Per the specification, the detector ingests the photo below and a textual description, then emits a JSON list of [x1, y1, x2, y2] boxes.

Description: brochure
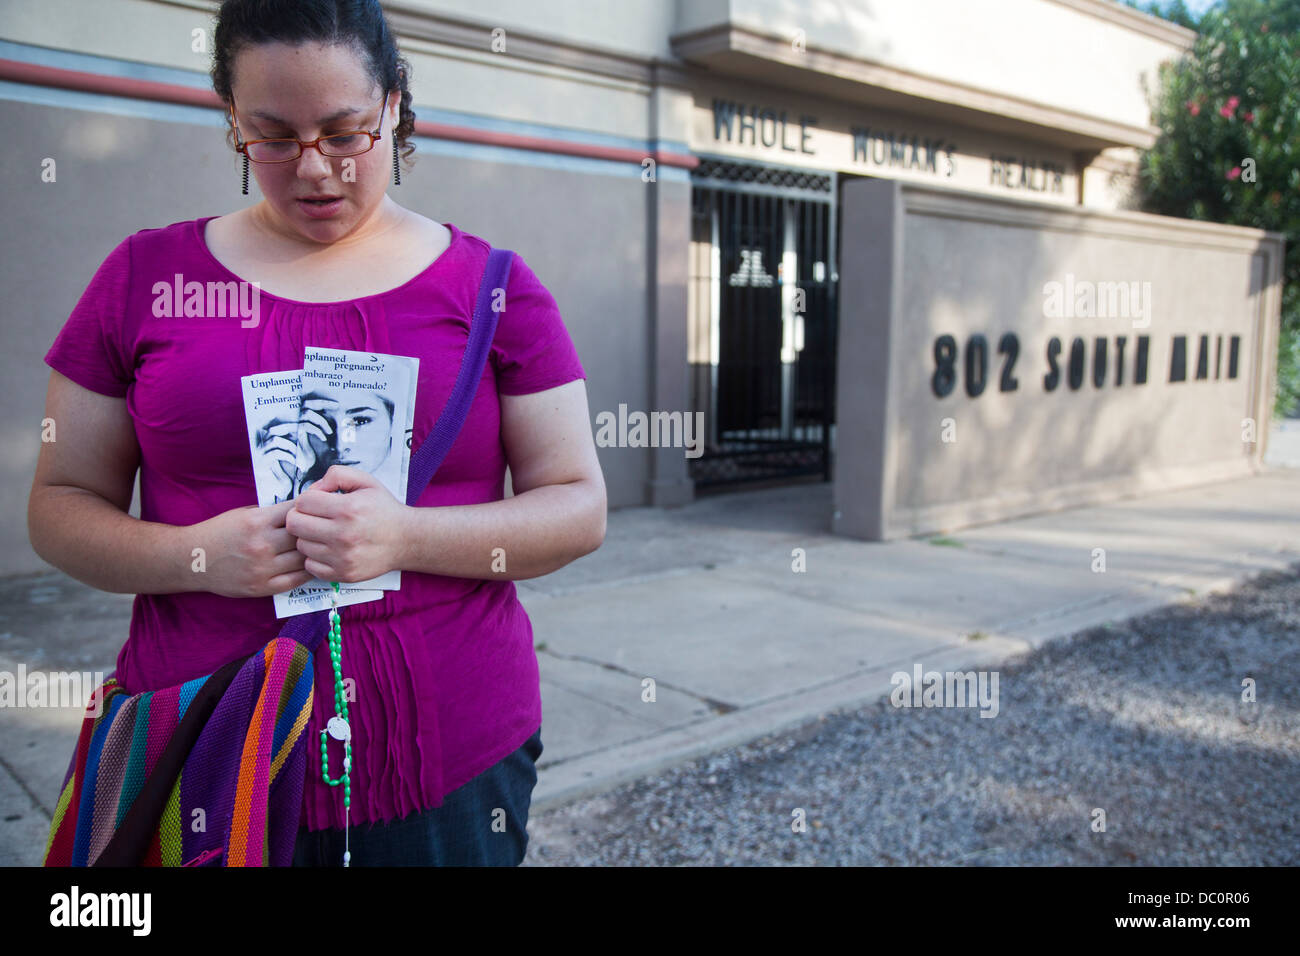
[[240, 346, 418, 618]]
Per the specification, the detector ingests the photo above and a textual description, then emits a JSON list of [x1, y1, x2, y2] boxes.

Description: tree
[[1137, 0, 1300, 418], [1122, 0, 1201, 30]]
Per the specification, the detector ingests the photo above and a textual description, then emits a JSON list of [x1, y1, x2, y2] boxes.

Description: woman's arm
[[28, 370, 185, 594], [401, 378, 607, 580], [288, 379, 606, 583], [28, 371, 314, 597]]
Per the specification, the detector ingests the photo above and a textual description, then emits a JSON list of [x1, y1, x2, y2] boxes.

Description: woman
[[27, 0, 605, 866]]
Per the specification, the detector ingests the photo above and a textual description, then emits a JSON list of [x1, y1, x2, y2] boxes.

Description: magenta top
[[44, 216, 586, 831]]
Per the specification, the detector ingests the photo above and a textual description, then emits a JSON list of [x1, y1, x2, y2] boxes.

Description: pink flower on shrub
[[1243, 111, 1255, 123], [1187, 100, 1201, 115], [1220, 96, 1240, 118], [1226, 166, 1242, 181]]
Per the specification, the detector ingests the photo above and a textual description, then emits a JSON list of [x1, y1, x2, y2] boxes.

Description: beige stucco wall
[[1082, 147, 1143, 211], [399, 0, 681, 60], [0, 0, 660, 145], [7, 0, 1185, 125], [834, 177, 1285, 541], [675, 0, 1192, 134]]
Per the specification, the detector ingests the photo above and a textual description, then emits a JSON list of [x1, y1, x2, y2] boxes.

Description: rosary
[[320, 582, 352, 867]]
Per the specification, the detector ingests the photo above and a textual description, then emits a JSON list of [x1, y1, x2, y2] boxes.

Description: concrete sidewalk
[[1, 429, 1297, 864], [520, 460, 1300, 814]]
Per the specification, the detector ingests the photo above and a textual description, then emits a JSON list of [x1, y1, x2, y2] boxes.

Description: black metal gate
[[687, 157, 838, 486]]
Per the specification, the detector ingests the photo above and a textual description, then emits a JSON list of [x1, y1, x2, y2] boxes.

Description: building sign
[[928, 331, 1242, 399], [988, 154, 1067, 194], [711, 101, 817, 155], [850, 127, 956, 178], [695, 84, 1076, 203]]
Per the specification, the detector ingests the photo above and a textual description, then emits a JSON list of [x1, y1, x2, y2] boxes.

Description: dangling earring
[[392, 141, 401, 186], [241, 152, 249, 195]]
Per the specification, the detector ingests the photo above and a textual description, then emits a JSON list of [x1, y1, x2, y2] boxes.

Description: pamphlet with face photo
[[240, 352, 416, 618], [241, 368, 384, 617], [296, 346, 419, 593]]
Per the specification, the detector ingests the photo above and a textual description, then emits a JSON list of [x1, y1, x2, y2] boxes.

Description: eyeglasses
[[230, 91, 390, 164]]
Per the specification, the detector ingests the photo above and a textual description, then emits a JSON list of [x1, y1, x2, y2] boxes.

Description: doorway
[[687, 157, 839, 487]]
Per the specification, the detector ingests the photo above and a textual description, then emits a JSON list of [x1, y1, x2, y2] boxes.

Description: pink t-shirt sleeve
[[45, 236, 135, 398], [490, 251, 586, 395]]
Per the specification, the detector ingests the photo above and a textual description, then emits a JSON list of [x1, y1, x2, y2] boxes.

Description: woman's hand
[[252, 419, 300, 503], [192, 499, 315, 598], [286, 465, 410, 583], [295, 399, 334, 479]]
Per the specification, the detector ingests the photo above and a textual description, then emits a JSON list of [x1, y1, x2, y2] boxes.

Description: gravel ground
[[522, 562, 1300, 866]]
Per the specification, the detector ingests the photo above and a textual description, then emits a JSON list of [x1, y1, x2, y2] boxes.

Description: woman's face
[[300, 388, 394, 475], [228, 41, 398, 244], [333, 391, 394, 473]]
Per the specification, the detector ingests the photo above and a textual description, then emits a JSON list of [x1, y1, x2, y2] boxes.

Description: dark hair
[[210, 0, 415, 166]]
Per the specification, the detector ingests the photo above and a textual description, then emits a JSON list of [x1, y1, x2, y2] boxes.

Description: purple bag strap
[[277, 246, 515, 652], [404, 246, 514, 504]]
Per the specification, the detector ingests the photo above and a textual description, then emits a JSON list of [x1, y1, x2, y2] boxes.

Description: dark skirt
[[291, 727, 543, 867]]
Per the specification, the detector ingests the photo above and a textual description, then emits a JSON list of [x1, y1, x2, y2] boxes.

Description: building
[[0, 0, 1284, 574]]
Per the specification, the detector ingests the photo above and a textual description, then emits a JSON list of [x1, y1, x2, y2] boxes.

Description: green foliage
[[1121, 0, 1203, 30], [1137, 0, 1300, 418]]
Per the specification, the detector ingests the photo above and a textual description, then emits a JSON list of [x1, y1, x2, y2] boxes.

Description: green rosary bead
[[319, 582, 353, 797]]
